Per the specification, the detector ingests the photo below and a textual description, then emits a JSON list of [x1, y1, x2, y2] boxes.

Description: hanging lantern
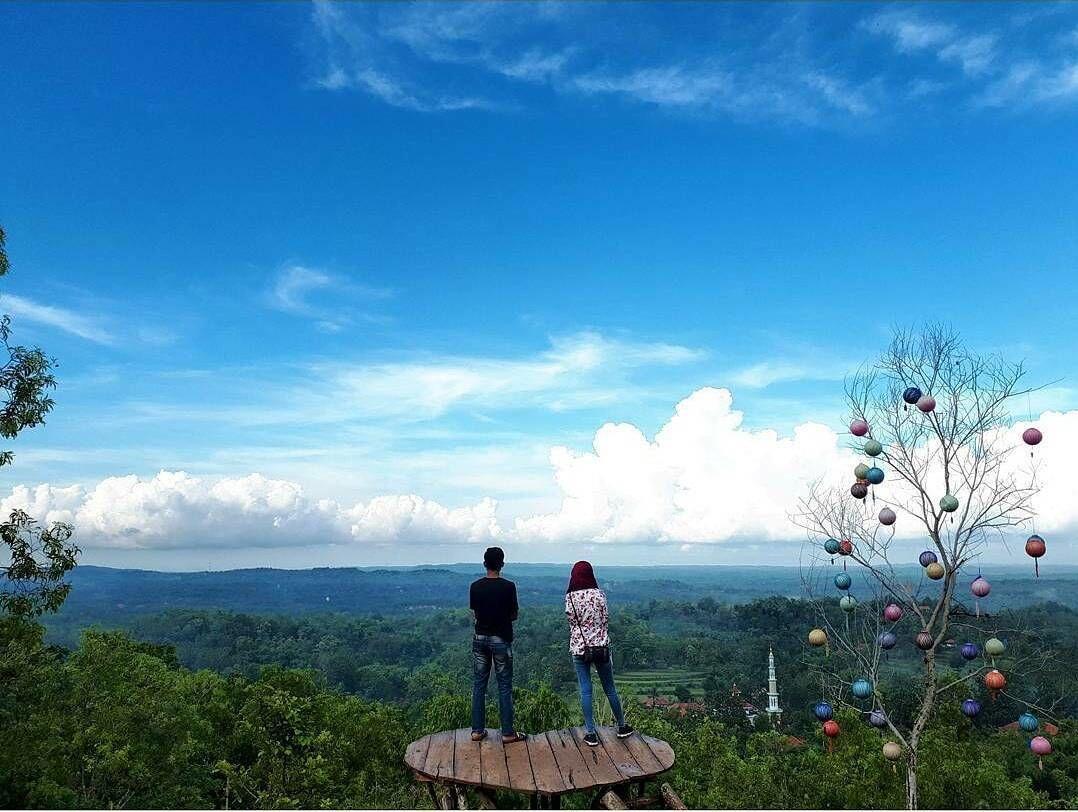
[[916, 394, 936, 413], [866, 466, 885, 485], [869, 709, 888, 728], [1023, 427, 1043, 447], [960, 642, 980, 661], [971, 576, 991, 617], [813, 701, 833, 722], [1025, 534, 1046, 577], [839, 539, 854, 556], [940, 494, 959, 513], [903, 387, 923, 409], [985, 637, 1005, 658], [850, 419, 869, 437], [822, 720, 840, 753], [854, 463, 870, 480], [1030, 736, 1052, 770], [883, 741, 903, 769], [865, 439, 883, 457], [915, 631, 934, 650], [925, 562, 945, 581], [919, 550, 938, 568], [961, 698, 982, 718], [809, 628, 828, 650], [883, 603, 903, 622], [877, 631, 897, 650], [840, 595, 858, 613], [879, 507, 896, 526], [824, 537, 841, 563], [834, 572, 852, 591], [1019, 712, 1039, 733], [851, 482, 868, 500], [984, 669, 1006, 700], [851, 678, 873, 699]]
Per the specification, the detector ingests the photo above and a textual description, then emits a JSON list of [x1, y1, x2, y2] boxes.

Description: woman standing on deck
[[566, 561, 633, 746]]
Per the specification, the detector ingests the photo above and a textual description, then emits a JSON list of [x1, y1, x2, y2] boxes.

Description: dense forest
[[4, 569, 1078, 809]]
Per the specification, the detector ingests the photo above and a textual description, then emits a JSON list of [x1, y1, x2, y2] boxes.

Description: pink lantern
[[1023, 427, 1043, 446], [1030, 735, 1052, 770], [884, 603, 903, 622], [971, 575, 991, 617], [916, 394, 936, 413], [850, 419, 869, 437]]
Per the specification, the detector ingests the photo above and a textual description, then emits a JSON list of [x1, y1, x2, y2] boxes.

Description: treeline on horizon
[[4, 591, 1075, 808]]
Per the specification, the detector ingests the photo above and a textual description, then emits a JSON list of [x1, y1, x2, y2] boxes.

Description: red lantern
[[823, 719, 840, 753], [984, 669, 1006, 700], [1025, 534, 1046, 577], [1023, 427, 1043, 446], [839, 539, 854, 556]]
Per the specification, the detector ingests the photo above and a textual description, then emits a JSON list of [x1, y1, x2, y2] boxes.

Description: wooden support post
[[660, 783, 687, 810], [426, 784, 441, 810], [451, 784, 468, 810], [473, 789, 497, 810], [600, 790, 628, 810]]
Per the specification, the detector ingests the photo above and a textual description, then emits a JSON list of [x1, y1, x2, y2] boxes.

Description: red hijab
[[567, 560, 599, 593]]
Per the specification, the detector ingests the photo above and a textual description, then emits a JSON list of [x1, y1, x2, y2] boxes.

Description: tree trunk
[[905, 747, 918, 810]]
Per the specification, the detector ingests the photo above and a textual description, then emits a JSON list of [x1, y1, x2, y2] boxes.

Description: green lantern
[[864, 439, 883, 457], [840, 595, 858, 613], [940, 494, 959, 513], [985, 637, 1005, 657], [854, 463, 870, 480]]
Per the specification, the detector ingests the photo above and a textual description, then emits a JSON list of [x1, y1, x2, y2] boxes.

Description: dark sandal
[[502, 732, 527, 744], [471, 730, 487, 742]]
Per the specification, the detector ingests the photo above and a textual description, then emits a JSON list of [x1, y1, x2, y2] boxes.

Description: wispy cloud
[[267, 265, 393, 332], [1, 293, 114, 344], [726, 359, 851, 390]]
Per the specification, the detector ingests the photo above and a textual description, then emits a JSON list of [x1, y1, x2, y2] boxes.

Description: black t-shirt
[[470, 576, 518, 643]]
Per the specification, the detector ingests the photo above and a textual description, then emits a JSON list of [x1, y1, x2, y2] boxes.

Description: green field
[[615, 668, 707, 699]]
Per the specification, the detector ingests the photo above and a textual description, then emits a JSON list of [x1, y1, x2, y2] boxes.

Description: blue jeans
[[472, 635, 515, 735], [573, 655, 625, 734]]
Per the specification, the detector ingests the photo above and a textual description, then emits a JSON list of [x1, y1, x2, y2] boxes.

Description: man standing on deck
[[469, 546, 526, 743]]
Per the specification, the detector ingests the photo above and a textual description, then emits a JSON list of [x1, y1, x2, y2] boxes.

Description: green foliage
[[1, 510, 80, 618]]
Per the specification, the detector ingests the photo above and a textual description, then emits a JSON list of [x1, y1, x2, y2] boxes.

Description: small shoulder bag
[[568, 591, 610, 665]]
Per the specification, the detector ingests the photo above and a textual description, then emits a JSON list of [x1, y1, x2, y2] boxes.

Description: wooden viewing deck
[[405, 726, 680, 809]]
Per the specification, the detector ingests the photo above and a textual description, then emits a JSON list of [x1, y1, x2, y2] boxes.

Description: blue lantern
[[866, 466, 885, 485], [824, 538, 841, 555], [877, 631, 897, 650], [960, 642, 979, 661], [919, 550, 938, 568], [814, 701, 833, 722], [869, 709, 888, 728], [834, 572, 852, 590], [961, 698, 982, 718], [903, 387, 923, 405], [851, 679, 873, 699], [1019, 712, 1039, 732]]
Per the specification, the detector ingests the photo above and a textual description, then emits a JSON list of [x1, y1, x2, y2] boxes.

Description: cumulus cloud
[[6, 390, 1077, 553]]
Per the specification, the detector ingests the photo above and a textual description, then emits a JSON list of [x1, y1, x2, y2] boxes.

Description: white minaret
[[766, 645, 782, 721]]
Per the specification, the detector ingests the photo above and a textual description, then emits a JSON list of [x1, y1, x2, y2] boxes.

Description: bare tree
[[796, 325, 1051, 810]]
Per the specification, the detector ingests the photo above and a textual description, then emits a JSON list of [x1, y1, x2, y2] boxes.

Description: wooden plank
[[405, 733, 432, 773], [479, 729, 511, 790], [527, 732, 568, 795], [570, 727, 622, 786], [454, 727, 483, 786], [640, 735, 675, 771], [503, 732, 537, 793], [423, 730, 456, 781], [546, 727, 596, 791], [596, 727, 645, 780], [617, 731, 664, 775]]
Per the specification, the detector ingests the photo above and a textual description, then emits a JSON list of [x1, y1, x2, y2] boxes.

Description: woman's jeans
[[472, 635, 514, 735], [573, 655, 626, 733]]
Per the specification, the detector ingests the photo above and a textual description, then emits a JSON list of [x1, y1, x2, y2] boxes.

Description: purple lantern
[[971, 576, 991, 597], [961, 698, 982, 718], [869, 709, 888, 728], [878, 507, 896, 526], [1023, 427, 1043, 446], [919, 550, 938, 568], [960, 642, 980, 661], [850, 419, 869, 437], [851, 482, 868, 500]]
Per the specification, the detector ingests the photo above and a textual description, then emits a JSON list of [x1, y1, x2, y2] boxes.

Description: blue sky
[[2, 2, 1078, 568]]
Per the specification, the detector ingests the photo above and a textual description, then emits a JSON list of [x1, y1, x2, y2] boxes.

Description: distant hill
[[50, 563, 1078, 631]]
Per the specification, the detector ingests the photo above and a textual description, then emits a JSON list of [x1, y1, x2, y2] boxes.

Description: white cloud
[[864, 11, 955, 53], [977, 60, 1078, 107], [267, 265, 392, 332], [1, 294, 114, 344], [8, 391, 1077, 554]]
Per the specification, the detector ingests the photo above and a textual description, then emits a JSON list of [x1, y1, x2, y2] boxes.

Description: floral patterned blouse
[[565, 587, 610, 656]]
